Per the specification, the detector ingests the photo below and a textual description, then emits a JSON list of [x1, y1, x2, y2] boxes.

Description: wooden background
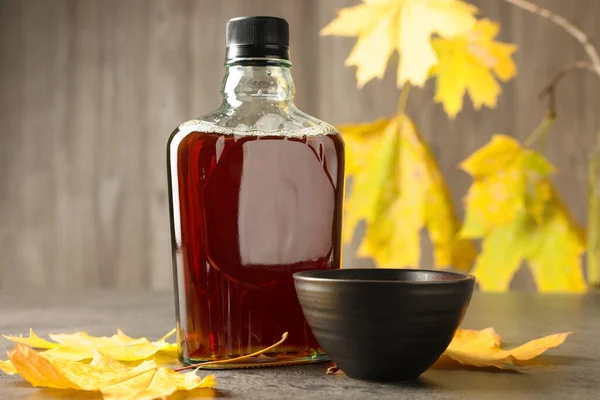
[[0, 0, 598, 290]]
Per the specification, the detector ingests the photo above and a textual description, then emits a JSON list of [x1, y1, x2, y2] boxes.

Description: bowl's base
[[345, 373, 423, 382], [341, 364, 429, 382], [180, 353, 330, 370]]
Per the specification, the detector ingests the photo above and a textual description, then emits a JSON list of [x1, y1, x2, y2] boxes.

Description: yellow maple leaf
[[100, 365, 215, 400], [460, 135, 554, 236], [526, 193, 587, 292], [321, 0, 477, 87], [435, 327, 572, 368], [0, 359, 17, 375], [7, 343, 215, 399], [49, 330, 148, 348], [2, 329, 59, 349], [341, 115, 476, 269], [9, 344, 154, 390], [48, 330, 172, 361], [461, 135, 586, 292], [3, 329, 177, 363], [432, 19, 517, 117]]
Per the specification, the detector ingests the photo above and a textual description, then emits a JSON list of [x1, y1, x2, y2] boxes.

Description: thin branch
[[397, 82, 412, 117], [503, 0, 600, 130], [502, 0, 600, 76], [503, 0, 600, 287], [538, 60, 597, 115]]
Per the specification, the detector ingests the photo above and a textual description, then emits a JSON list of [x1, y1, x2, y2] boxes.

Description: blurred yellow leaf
[[3, 329, 58, 349], [461, 135, 586, 292], [460, 135, 553, 236], [341, 115, 476, 269], [436, 327, 572, 368], [432, 19, 517, 117], [0, 359, 16, 375], [526, 193, 587, 292], [7, 344, 214, 399], [321, 0, 476, 87]]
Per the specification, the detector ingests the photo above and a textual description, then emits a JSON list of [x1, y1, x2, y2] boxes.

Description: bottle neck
[[221, 60, 295, 108]]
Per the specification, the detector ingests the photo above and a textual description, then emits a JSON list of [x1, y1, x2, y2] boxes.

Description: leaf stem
[[174, 332, 289, 372], [159, 328, 176, 342], [524, 115, 556, 148], [397, 82, 412, 117]]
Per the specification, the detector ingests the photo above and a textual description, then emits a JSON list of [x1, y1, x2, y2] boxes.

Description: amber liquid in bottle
[[168, 123, 344, 365], [168, 15, 344, 367]]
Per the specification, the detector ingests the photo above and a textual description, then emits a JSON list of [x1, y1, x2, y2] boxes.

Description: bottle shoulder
[[171, 104, 340, 140]]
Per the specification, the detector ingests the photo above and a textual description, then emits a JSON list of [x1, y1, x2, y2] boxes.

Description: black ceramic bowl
[[293, 268, 475, 381]]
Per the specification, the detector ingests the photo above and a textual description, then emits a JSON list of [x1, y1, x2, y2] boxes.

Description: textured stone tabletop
[[1, 291, 599, 399]]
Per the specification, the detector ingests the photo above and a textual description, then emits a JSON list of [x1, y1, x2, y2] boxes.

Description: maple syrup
[[167, 17, 345, 366], [168, 125, 343, 364]]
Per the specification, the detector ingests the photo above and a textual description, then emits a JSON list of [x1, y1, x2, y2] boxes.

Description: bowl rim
[[293, 268, 476, 285]]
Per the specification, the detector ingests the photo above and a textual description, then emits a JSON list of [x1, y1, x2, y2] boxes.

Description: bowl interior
[[294, 268, 474, 284]]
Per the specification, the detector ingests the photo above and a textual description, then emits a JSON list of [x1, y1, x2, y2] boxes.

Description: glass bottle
[[167, 16, 345, 367]]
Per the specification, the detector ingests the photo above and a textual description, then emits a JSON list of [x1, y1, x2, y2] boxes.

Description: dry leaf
[[3, 329, 59, 349], [3, 329, 177, 362], [0, 327, 183, 397], [2, 328, 293, 398], [321, 0, 476, 87], [341, 115, 475, 269], [0, 359, 17, 375], [8, 344, 152, 390], [7, 344, 214, 399], [436, 327, 573, 368], [432, 19, 517, 117], [100, 365, 215, 400], [460, 135, 586, 292]]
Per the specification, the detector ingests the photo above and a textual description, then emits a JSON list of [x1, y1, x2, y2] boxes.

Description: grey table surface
[[0, 291, 599, 399]]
